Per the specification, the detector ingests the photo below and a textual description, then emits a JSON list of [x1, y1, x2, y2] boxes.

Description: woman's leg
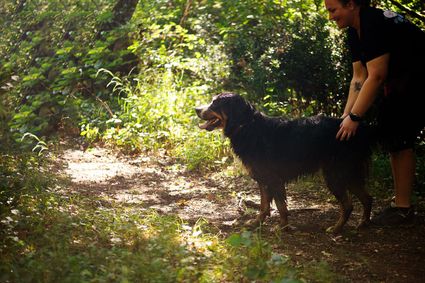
[[390, 148, 415, 208], [371, 148, 416, 225]]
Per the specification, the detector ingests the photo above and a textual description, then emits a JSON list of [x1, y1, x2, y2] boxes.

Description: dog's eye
[[210, 97, 221, 105], [211, 99, 225, 109]]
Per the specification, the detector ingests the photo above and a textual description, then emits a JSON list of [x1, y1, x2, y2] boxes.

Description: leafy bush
[[74, 8, 233, 168], [0, 0, 134, 141]]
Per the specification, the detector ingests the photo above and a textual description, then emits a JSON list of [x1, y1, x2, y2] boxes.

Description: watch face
[[349, 113, 361, 122]]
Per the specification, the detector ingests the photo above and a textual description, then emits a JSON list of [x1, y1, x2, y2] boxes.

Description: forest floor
[[56, 143, 425, 283]]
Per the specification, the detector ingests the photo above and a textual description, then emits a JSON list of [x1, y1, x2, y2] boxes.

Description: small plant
[[172, 131, 232, 171], [20, 132, 48, 156], [224, 231, 301, 282]]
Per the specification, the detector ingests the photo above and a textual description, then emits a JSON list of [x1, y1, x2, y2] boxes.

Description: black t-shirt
[[347, 7, 425, 80]]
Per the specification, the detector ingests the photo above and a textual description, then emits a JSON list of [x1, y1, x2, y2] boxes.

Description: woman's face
[[324, 0, 357, 29]]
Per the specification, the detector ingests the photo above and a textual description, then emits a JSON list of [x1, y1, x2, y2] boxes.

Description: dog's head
[[195, 93, 256, 136]]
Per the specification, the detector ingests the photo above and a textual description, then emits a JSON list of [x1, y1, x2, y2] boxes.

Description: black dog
[[196, 93, 374, 233]]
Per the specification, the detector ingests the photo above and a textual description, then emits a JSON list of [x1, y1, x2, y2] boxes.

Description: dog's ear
[[224, 97, 256, 136]]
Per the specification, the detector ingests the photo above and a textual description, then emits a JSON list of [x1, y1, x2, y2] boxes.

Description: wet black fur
[[196, 93, 374, 233]]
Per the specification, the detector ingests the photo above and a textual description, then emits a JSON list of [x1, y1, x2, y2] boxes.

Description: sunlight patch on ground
[[62, 148, 141, 183], [61, 146, 334, 228], [61, 147, 240, 224]]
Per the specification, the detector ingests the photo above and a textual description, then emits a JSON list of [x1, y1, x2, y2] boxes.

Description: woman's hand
[[340, 113, 349, 119], [336, 115, 359, 141]]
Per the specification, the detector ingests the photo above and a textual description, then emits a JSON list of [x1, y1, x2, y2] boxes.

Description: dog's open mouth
[[195, 104, 224, 131], [199, 117, 221, 131]]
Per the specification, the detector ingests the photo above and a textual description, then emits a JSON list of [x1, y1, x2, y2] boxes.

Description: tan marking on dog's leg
[[258, 186, 272, 221], [274, 197, 288, 227], [247, 185, 271, 228], [350, 188, 373, 229], [328, 193, 353, 234]]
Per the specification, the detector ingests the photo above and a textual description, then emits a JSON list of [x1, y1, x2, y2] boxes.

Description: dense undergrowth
[[1, 0, 424, 281]]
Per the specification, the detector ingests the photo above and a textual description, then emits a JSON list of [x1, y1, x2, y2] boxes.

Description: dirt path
[[59, 145, 425, 282]]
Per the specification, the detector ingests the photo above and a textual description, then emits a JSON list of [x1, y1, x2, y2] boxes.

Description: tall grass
[[80, 33, 233, 170]]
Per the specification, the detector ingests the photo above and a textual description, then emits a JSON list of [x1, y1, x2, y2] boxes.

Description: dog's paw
[[326, 225, 342, 235], [244, 218, 261, 229], [281, 224, 296, 232], [356, 220, 371, 230], [270, 224, 295, 233]]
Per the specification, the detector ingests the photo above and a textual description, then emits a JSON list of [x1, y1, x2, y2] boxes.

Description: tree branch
[[387, 0, 425, 23], [179, 0, 193, 27]]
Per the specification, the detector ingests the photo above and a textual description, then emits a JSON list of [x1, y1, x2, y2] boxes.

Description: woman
[[324, 0, 425, 225]]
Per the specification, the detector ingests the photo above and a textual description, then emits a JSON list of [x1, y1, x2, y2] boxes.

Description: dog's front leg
[[258, 185, 273, 222], [247, 185, 272, 228]]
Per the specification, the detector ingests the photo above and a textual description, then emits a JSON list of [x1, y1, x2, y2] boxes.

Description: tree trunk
[[15, 0, 27, 14], [98, 0, 139, 36]]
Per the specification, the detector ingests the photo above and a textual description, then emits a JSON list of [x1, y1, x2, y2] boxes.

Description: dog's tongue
[[199, 121, 211, 129], [198, 118, 219, 130]]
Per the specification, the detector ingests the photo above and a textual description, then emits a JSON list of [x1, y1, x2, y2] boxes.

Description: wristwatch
[[349, 112, 362, 122]]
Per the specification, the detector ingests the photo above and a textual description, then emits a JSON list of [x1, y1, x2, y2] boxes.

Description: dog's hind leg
[[323, 169, 357, 234], [329, 191, 353, 234], [349, 185, 373, 229], [324, 172, 353, 234], [274, 195, 289, 228], [346, 162, 372, 229]]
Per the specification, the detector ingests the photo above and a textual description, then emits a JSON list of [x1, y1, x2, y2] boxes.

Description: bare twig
[[179, 0, 193, 27]]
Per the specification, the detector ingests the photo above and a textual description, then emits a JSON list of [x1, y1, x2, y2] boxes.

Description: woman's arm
[[337, 53, 389, 141], [350, 53, 389, 116], [342, 61, 368, 118]]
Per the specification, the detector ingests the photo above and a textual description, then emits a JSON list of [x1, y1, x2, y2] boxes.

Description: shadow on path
[[59, 146, 425, 283]]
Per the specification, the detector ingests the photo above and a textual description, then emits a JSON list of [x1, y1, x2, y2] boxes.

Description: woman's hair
[[339, 0, 371, 7]]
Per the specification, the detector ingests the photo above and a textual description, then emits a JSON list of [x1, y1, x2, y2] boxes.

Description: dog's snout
[[196, 105, 210, 117], [195, 106, 203, 116]]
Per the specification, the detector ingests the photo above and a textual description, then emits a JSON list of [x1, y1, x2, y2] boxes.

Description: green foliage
[[376, 0, 425, 29], [77, 6, 231, 169], [370, 148, 425, 197], [225, 231, 301, 282], [0, 0, 131, 141], [172, 131, 232, 171], [21, 132, 48, 155], [209, 0, 351, 116], [300, 260, 341, 282], [88, 61, 231, 168]]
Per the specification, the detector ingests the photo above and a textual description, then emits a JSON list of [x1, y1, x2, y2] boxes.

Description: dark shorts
[[377, 76, 425, 153]]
